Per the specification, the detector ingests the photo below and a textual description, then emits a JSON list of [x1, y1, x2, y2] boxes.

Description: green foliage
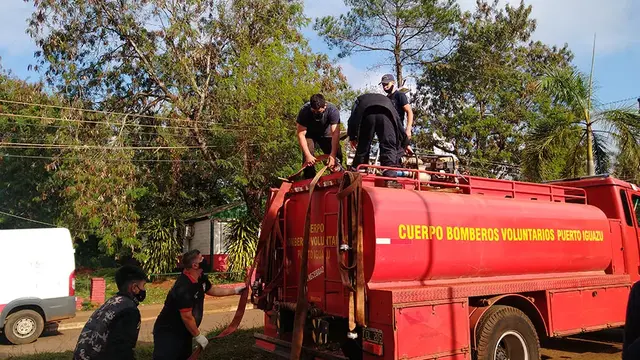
[[314, 0, 460, 84], [413, 0, 574, 179], [135, 218, 183, 274], [526, 66, 640, 180], [0, 71, 63, 228], [17, 0, 351, 257], [224, 215, 259, 281]]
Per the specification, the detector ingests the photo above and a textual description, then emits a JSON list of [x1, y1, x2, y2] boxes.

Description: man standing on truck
[[347, 92, 410, 177], [73, 265, 148, 360], [380, 74, 414, 141], [296, 93, 343, 179], [152, 250, 246, 360]]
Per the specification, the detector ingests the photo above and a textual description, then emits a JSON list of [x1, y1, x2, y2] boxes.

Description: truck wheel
[[475, 305, 540, 360], [4, 309, 45, 345]]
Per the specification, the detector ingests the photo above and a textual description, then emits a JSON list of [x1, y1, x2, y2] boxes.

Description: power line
[[0, 99, 266, 128], [1, 134, 215, 147], [0, 122, 228, 140], [600, 96, 640, 107], [0, 112, 253, 132], [0, 154, 212, 163], [0, 142, 211, 150], [0, 209, 57, 227]]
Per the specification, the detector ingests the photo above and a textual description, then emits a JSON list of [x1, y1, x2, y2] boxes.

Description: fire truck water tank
[[363, 187, 613, 283]]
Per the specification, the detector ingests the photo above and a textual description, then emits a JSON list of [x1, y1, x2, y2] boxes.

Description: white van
[[0, 228, 76, 344]]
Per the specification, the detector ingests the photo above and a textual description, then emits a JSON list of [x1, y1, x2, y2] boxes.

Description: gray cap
[[380, 74, 395, 84]]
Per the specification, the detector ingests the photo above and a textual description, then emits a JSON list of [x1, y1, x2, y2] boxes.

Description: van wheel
[[475, 305, 540, 360], [4, 310, 44, 345]]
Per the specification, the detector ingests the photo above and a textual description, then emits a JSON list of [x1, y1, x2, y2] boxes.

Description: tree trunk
[[394, 8, 403, 87], [243, 188, 264, 222], [586, 125, 595, 176], [395, 55, 403, 88]]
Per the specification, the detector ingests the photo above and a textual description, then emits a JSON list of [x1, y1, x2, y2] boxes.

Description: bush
[[224, 215, 259, 282], [135, 218, 183, 274]]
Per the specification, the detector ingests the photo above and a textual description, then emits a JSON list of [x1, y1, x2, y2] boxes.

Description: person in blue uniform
[[347, 92, 410, 177], [73, 265, 148, 360], [296, 93, 343, 178]]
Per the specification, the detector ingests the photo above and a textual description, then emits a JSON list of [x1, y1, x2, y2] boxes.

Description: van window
[[621, 190, 633, 226], [633, 195, 640, 226]]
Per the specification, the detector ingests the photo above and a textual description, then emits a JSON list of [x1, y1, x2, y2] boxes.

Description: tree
[[314, 0, 460, 85], [0, 69, 63, 228], [413, 0, 573, 179], [525, 66, 640, 180], [25, 0, 352, 255]]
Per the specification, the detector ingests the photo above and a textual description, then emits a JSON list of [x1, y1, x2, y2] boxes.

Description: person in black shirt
[[623, 281, 640, 359], [73, 265, 148, 360], [380, 74, 414, 142], [296, 93, 343, 179], [347, 93, 410, 178], [152, 250, 246, 360]]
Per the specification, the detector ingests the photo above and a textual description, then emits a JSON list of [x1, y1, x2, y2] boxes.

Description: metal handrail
[[355, 164, 588, 203]]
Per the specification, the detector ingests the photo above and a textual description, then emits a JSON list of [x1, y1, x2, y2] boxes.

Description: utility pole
[[586, 33, 596, 176]]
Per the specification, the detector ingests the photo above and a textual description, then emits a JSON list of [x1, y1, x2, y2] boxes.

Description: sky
[[0, 0, 639, 109]]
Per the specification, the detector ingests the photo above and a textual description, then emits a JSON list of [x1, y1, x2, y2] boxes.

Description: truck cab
[[550, 174, 640, 282]]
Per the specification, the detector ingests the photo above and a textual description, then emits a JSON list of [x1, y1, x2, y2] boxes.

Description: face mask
[[383, 85, 394, 94], [135, 289, 146, 302]]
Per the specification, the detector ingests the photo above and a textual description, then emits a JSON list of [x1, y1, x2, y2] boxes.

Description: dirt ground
[[540, 329, 623, 360]]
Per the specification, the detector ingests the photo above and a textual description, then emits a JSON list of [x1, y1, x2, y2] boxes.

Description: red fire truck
[[250, 162, 639, 360]]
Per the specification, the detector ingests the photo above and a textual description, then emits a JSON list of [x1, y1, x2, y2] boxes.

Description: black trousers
[[302, 137, 344, 179], [351, 113, 403, 175], [152, 331, 192, 360]]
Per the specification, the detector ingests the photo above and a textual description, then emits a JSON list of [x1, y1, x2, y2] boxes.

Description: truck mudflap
[[254, 333, 349, 360]]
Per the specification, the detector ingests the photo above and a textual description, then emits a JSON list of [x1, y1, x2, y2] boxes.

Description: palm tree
[[523, 66, 640, 181]]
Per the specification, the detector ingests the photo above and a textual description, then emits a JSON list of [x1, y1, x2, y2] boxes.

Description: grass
[[75, 268, 167, 310], [75, 268, 245, 311], [6, 328, 278, 360]]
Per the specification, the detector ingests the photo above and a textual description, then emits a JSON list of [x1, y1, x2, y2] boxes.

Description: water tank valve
[[340, 244, 351, 251]]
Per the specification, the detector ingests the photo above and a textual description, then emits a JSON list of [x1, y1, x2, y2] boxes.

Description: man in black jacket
[[623, 281, 640, 359], [347, 93, 410, 176], [73, 265, 148, 360]]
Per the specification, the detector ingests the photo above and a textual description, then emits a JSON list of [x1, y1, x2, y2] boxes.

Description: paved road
[[0, 297, 262, 359]]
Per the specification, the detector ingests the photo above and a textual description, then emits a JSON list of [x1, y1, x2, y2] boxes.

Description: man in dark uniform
[[152, 250, 246, 360], [347, 93, 410, 177], [296, 93, 343, 179], [73, 265, 148, 360], [380, 74, 414, 141], [623, 281, 640, 359]]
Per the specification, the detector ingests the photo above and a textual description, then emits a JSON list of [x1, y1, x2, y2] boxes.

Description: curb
[[54, 304, 256, 331]]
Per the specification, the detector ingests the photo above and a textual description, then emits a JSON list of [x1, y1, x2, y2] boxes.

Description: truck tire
[[475, 305, 540, 360], [3, 309, 45, 345]]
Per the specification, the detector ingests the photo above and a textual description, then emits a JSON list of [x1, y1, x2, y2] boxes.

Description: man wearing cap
[[73, 265, 148, 360], [296, 93, 343, 179], [152, 250, 246, 360], [380, 74, 414, 142]]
